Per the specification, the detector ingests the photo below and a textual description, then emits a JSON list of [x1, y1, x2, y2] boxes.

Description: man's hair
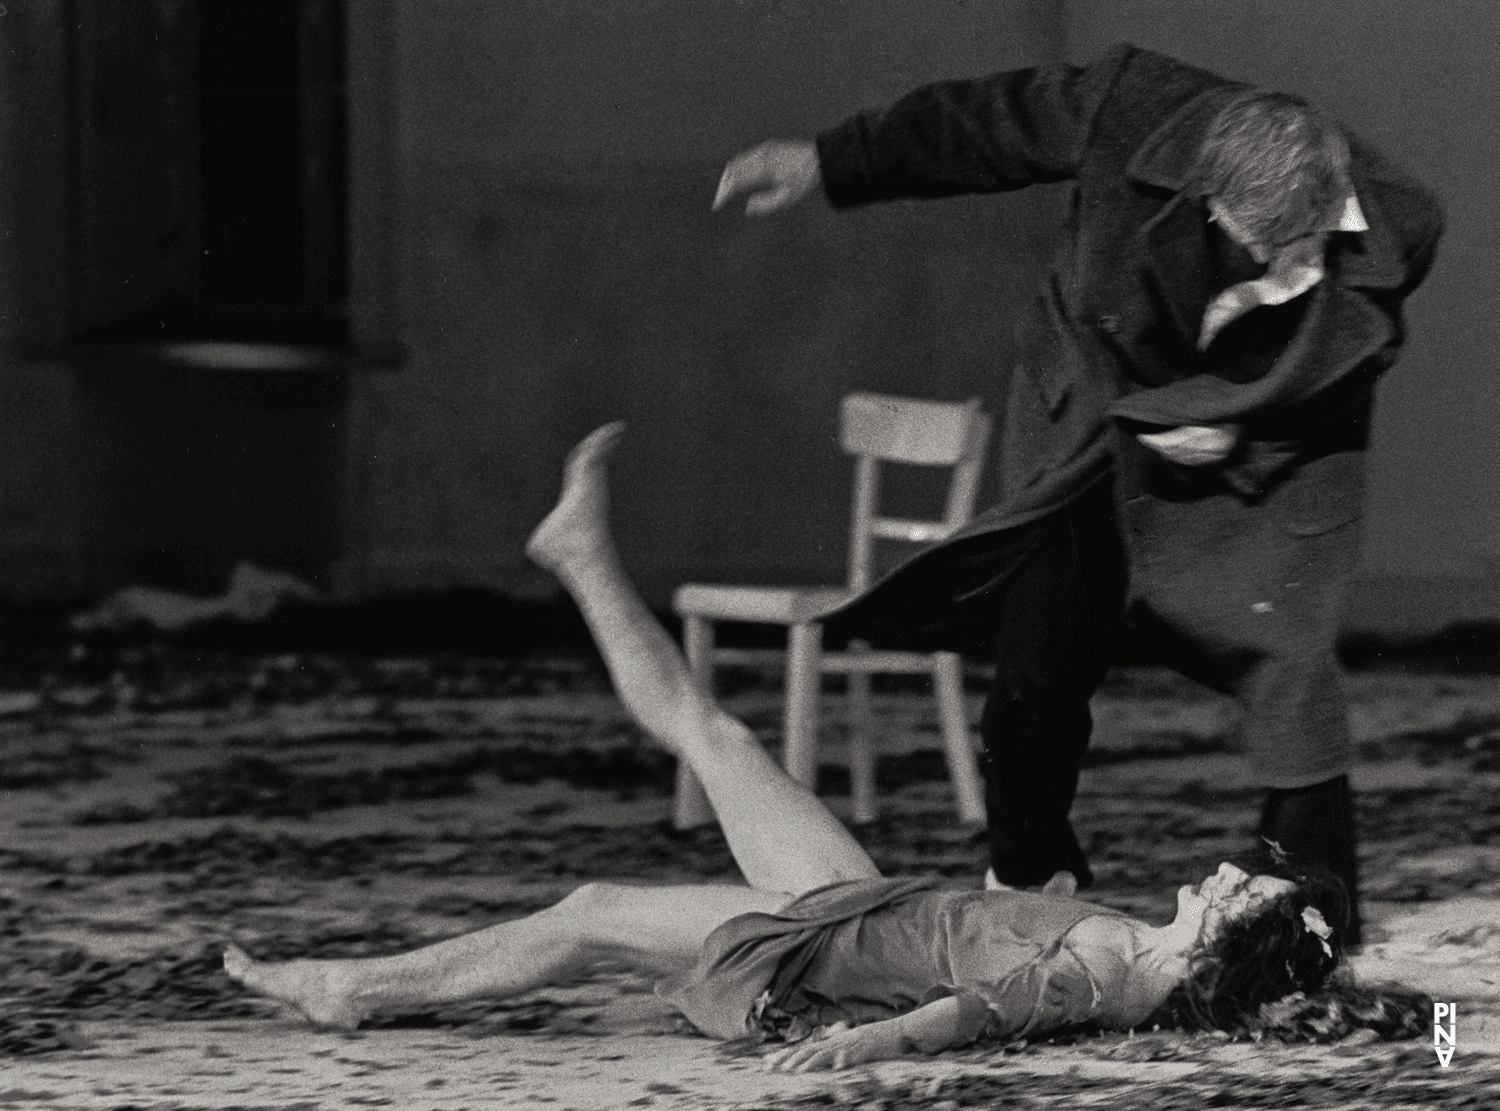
[[1190, 89, 1353, 249]]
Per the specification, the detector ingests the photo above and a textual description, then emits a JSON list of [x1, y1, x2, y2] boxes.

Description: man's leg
[[981, 486, 1126, 888], [1133, 598, 1363, 937], [1260, 773, 1360, 942], [226, 881, 789, 1028], [1128, 481, 1363, 943], [1236, 644, 1362, 943], [525, 423, 880, 896]]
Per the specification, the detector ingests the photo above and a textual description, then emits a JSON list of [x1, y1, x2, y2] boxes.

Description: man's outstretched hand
[[713, 139, 822, 215]]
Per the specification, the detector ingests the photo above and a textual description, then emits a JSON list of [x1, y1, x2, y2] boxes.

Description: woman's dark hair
[[1189, 88, 1353, 250], [1154, 860, 1430, 1042]]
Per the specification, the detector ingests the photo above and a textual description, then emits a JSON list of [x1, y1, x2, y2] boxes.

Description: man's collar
[[1333, 195, 1368, 232]]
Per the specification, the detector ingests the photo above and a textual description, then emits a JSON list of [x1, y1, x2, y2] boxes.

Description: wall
[[0, 0, 1063, 604], [3, 1, 1495, 624], [347, 0, 1066, 604], [0, 1, 82, 598], [357, 0, 1500, 607], [1062, 0, 1500, 586]]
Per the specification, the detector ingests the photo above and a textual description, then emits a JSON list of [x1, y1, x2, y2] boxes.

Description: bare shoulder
[[1062, 911, 1136, 953], [1057, 911, 1138, 992], [1063, 911, 1176, 1026]]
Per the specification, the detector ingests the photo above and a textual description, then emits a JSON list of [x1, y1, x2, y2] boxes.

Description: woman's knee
[[552, 882, 702, 969], [549, 882, 636, 959], [704, 709, 759, 751], [557, 880, 628, 918], [636, 681, 720, 750], [556, 881, 675, 934]]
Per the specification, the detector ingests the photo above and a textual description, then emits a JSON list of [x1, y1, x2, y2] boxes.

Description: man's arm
[[815, 54, 1126, 207], [714, 47, 1134, 216]]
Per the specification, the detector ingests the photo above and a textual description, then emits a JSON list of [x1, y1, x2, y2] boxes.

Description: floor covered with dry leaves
[[3, 647, 1500, 1109]]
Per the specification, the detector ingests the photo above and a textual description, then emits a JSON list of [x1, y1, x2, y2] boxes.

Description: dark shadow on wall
[[68, 353, 348, 596], [4, 588, 1500, 697]]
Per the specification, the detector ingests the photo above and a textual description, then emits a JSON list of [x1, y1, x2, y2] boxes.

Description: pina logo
[[1433, 1002, 1456, 1067]]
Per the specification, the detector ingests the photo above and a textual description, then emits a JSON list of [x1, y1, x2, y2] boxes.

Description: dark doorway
[[71, 358, 348, 595], [63, 1, 353, 595], [72, 0, 348, 347]]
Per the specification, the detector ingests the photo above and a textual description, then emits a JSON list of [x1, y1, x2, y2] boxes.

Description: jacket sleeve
[[815, 48, 1131, 207]]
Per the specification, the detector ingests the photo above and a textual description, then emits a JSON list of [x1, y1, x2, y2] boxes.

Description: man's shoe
[[1260, 774, 1362, 946]]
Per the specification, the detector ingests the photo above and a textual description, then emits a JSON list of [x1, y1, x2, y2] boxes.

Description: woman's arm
[[763, 994, 990, 1073]]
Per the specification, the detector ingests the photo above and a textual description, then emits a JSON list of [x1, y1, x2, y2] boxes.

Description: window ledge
[[68, 341, 353, 372]]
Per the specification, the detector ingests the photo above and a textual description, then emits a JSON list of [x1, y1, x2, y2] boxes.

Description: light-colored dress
[[656, 877, 1127, 1043]]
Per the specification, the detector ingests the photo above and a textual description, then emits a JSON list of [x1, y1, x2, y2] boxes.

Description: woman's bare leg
[[225, 881, 788, 1029], [526, 423, 880, 895]]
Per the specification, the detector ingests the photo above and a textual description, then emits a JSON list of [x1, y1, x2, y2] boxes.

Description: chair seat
[[674, 583, 851, 625]]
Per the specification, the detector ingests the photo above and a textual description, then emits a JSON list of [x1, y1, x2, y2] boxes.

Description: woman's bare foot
[[525, 422, 626, 575], [224, 944, 370, 1030]]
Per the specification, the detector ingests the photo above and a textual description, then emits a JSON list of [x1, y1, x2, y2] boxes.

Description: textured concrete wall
[[346, 0, 1065, 603], [3, 1, 1495, 626], [0, 1, 84, 597]]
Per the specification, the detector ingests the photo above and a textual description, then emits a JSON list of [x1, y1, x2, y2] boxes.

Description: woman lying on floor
[[225, 423, 1425, 1070]]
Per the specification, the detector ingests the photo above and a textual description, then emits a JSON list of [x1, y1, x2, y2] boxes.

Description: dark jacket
[[815, 44, 1444, 539]]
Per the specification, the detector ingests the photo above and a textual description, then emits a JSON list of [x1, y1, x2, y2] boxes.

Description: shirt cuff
[[815, 120, 875, 208]]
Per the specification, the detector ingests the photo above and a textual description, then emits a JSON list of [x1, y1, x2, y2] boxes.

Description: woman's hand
[[763, 1021, 897, 1073], [761, 996, 982, 1072], [712, 140, 822, 216], [1136, 424, 1239, 466]]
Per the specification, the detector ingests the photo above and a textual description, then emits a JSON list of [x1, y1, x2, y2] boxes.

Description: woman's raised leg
[[526, 423, 880, 895], [225, 881, 787, 1028]]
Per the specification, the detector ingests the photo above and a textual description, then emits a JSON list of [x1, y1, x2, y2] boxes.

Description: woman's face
[[1170, 862, 1295, 948]]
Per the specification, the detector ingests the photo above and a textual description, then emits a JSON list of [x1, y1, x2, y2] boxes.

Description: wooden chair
[[672, 392, 992, 828]]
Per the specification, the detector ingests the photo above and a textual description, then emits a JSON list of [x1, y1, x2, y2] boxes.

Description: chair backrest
[[838, 392, 992, 592]]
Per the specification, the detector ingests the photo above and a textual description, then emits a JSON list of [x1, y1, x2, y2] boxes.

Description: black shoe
[[1260, 774, 1361, 946], [987, 820, 1094, 890]]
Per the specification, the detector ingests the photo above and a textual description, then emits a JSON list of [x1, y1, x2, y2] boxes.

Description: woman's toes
[[224, 944, 255, 985], [525, 422, 625, 569], [563, 421, 626, 477]]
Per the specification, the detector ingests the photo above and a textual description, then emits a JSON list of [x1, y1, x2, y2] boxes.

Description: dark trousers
[[981, 483, 1125, 888], [827, 477, 1363, 940], [975, 487, 1362, 938]]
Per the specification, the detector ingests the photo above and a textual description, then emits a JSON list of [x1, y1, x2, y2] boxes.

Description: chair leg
[[783, 622, 823, 789], [672, 613, 716, 829], [934, 651, 985, 826], [847, 648, 876, 825]]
